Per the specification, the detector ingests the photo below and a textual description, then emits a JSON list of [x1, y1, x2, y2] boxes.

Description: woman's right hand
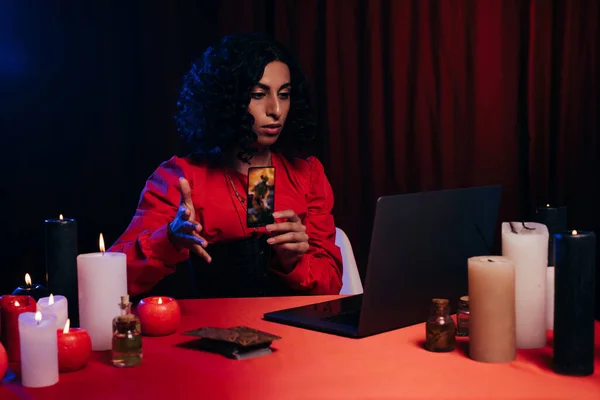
[[168, 177, 212, 263]]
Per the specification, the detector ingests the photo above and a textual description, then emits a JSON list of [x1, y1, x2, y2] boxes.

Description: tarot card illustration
[[247, 166, 275, 228]]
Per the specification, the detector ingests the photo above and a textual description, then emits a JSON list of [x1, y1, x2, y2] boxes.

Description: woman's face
[[248, 61, 291, 147]]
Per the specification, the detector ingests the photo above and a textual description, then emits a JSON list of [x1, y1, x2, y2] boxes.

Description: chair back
[[335, 227, 363, 295]]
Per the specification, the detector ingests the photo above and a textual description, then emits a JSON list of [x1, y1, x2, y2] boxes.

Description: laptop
[[263, 185, 502, 338]]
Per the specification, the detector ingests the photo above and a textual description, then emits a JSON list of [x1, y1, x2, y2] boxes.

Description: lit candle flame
[[99, 233, 105, 253], [35, 311, 42, 324], [158, 297, 163, 305], [14, 300, 20, 307], [25, 273, 32, 286], [63, 319, 70, 334], [546, 204, 550, 207], [49, 293, 54, 305], [572, 230, 578, 235], [59, 214, 63, 220]]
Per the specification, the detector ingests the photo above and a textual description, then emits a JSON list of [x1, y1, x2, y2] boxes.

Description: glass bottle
[[456, 295, 470, 337], [425, 298, 456, 352], [111, 295, 142, 367]]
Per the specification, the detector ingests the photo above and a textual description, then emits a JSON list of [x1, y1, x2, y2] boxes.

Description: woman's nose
[[266, 97, 281, 119]]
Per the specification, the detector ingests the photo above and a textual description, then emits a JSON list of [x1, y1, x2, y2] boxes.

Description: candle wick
[[521, 221, 535, 230], [509, 222, 518, 234], [487, 259, 494, 262]]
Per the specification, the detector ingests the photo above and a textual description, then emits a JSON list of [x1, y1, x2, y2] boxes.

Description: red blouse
[[109, 152, 343, 296]]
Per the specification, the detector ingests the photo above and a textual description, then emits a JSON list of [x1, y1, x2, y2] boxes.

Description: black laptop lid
[[357, 185, 501, 336]]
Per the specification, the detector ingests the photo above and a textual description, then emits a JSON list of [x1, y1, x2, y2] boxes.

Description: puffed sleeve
[[109, 157, 190, 296], [272, 157, 343, 294]]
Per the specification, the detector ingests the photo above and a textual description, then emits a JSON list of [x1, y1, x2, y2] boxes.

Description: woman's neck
[[231, 147, 272, 175]]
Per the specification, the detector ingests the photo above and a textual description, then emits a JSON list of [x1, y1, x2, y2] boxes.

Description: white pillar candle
[[546, 266, 555, 330], [501, 222, 548, 349], [468, 256, 516, 363], [18, 311, 59, 388], [37, 294, 68, 330], [77, 234, 128, 351]]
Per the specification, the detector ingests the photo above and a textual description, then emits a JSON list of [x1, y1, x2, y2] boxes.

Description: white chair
[[335, 227, 364, 295]]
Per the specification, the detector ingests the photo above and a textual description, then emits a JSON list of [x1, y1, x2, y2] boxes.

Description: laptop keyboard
[[324, 310, 361, 326]]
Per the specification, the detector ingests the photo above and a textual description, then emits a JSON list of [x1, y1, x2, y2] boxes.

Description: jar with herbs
[[425, 298, 456, 352]]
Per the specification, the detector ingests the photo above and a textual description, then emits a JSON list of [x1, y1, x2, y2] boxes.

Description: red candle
[[57, 319, 92, 372], [137, 296, 181, 336], [0, 342, 8, 380], [0, 295, 36, 362]]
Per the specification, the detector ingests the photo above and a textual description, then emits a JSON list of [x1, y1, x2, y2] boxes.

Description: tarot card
[[247, 166, 275, 228]]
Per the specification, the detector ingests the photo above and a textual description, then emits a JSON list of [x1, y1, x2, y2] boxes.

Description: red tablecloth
[[1, 296, 599, 399]]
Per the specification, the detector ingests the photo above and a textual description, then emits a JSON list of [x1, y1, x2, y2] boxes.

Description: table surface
[[1, 295, 599, 400]]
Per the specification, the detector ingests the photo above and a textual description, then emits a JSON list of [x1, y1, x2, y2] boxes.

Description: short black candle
[[534, 205, 567, 266], [553, 230, 595, 376], [11, 274, 50, 302], [45, 215, 79, 326]]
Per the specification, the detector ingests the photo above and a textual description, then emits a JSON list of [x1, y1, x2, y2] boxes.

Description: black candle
[[45, 215, 79, 326], [534, 205, 567, 266], [553, 230, 595, 376], [11, 273, 50, 301]]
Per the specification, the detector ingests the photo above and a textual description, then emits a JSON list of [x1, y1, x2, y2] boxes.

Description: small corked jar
[[425, 298, 456, 352]]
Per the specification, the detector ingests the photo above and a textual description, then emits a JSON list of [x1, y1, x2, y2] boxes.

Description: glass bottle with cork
[[111, 295, 142, 367], [425, 298, 456, 352]]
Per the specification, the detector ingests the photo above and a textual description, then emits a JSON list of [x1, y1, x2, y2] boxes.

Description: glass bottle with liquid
[[111, 295, 142, 367], [425, 298, 456, 352], [456, 295, 470, 337]]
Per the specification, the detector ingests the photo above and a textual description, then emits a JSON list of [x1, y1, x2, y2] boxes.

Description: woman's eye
[[251, 92, 266, 99], [278, 92, 290, 99]]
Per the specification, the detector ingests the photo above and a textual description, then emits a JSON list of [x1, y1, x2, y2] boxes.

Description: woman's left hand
[[266, 210, 309, 272]]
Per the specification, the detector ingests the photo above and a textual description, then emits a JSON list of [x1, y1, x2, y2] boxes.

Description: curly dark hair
[[175, 33, 316, 162]]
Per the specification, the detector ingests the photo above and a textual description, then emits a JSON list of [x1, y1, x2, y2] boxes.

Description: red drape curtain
[[217, 0, 599, 282]]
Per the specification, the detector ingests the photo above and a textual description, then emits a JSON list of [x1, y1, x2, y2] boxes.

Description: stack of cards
[[182, 326, 281, 360]]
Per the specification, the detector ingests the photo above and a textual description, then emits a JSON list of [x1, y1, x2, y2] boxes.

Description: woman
[[110, 33, 343, 299]]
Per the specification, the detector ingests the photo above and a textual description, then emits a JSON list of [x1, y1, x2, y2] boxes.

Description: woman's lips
[[262, 124, 281, 135]]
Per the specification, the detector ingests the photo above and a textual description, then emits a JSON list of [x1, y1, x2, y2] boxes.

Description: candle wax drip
[[521, 221, 535, 230], [509, 221, 536, 234]]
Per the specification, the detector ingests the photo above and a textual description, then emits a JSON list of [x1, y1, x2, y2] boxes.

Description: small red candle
[[0, 342, 8, 380], [137, 296, 181, 336], [57, 319, 92, 372], [0, 295, 36, 362]]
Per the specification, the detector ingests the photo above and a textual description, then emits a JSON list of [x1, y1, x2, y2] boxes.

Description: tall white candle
[[501, 222, 548, 349], [468, 256, 516, 363], [37, 294, 68, 330], [77, 234, 128, 351], [18, 311, 59, 388]]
